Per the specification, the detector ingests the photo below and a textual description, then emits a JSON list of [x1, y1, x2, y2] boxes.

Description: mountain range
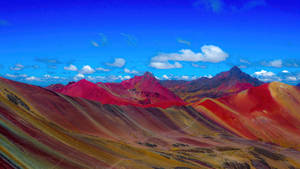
[[160, 66, 263, 102], [1, 67, 300, 168], [44, 66, 300, 150], [46, 72, 185, 108]]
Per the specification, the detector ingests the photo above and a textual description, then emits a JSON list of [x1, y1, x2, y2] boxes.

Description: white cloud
[[254, 70, 275, 77], [124, 68, 139, 74], [10, 64, 24, 71], [96, 67, 110, 72], [80, 65, 95, 74], [191, 76, 198, 80], [286, 76, 297, 81], [83, 75, 132, 82], [152, 45, 228, 63], [107, 75, 130, 81], [123, 75, 131, 80], [150, 45, 228, 69], [150, 61, 182, 69], [181, 75, 189, 80], [269, 59, 283, 68], [25, 76, 41, 81], [107, 58, 126, 68], [204, 75, 213, 78], [282, 70, 289, 73], [74, 73, 85, 81], [163, 75, 169, 80], [64, 64, 78, 71], [253, 70, 281, 82]]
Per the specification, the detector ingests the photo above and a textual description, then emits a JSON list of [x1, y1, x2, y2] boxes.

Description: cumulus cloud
[[152, 45, 228, 63], [107, 58, 126, 68], [123, 75, 131, 80], [10, 64, 24, 71], [96, 67, 110, 72], [253, 70, 280, 82], [124, 68, 139, 74], [105, 75, 131, 81], [282, 70, 289, 73], [163, 75, 169, 80], [150, 61, 182, 69], [80, 65, 95, 74], [181, 75, 190, 80], [254, 70, 275, 77], [269, 59, 283, 68], [64, 64, 78, 71], [74, 73, 85, 81], [150, 45, 228, 69]]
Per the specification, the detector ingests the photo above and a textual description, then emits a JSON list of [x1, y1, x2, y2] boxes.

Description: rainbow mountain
[[1, 67, 300, 169]]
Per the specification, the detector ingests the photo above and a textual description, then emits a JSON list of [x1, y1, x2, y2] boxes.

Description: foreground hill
[[1, 77, 299, 169], [192, 82, 300, 150], [161, 66, 263, 102], [47, 72, 185, 108]]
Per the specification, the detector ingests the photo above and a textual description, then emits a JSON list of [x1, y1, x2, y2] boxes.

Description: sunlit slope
[[192, 82, 300, 150], [1, 77, 300, 169]]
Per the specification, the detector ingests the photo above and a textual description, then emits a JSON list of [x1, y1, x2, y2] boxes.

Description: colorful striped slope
[[1, 77, 300, 168], [192, 82, 300, 151]]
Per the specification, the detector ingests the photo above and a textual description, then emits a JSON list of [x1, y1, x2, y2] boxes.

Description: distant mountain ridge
[[160, 66, 263, 102], [46, 72, 185, 108]]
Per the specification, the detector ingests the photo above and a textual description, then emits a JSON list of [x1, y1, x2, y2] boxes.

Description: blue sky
[[0, 0, 300, 86]]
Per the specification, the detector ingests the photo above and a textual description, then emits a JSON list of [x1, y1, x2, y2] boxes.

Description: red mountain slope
[[47, 72, 185, 108], [191, 82, 300, 149]]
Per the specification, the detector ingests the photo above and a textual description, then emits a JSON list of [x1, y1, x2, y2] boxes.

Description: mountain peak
[[229, 66, 242, 73], [143, 71, 155, 78]]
